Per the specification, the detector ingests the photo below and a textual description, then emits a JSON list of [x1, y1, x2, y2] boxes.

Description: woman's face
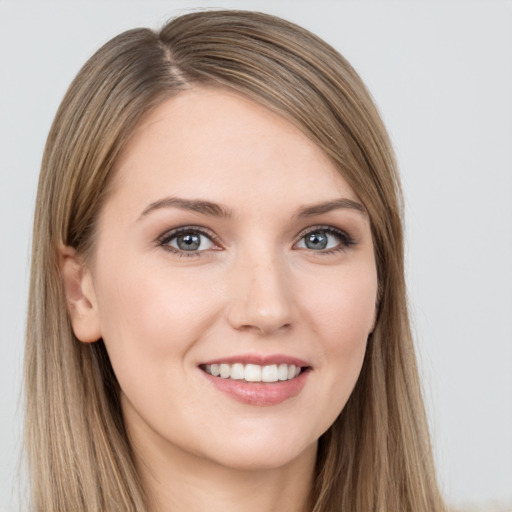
[[79, 88, 378, 471]]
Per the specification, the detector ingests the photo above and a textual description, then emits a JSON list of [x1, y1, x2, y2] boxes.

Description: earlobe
[[59, 245, 102, 343]]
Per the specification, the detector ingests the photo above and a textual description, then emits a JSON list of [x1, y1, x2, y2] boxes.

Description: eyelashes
[[294, 226, 355, 253], [157, 225, 356, 257], [158, 226, 221, 257]]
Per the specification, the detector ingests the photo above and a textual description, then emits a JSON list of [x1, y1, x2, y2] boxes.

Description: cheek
[[301, 264, 377, 421], [93, 257, 222, 376], [304, 264, 377, 347]]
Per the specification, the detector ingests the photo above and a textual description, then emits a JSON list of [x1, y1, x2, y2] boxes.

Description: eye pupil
[[305, 231, 328, 250], [177, 233, 201, 251]]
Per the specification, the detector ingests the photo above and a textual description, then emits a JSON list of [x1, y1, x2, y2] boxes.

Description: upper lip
[[199, 354, 311, 368]]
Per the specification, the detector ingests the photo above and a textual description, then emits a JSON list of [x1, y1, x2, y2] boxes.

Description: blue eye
[[159, 228, 216, 254], [295, 227, 352, 252]]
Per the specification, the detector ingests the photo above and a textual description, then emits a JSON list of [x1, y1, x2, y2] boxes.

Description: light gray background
[[1, 1, 511, 510]]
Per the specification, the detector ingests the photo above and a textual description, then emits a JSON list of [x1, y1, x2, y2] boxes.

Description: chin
[[214, 446, 316, 473], [194, 430, 319, 472]]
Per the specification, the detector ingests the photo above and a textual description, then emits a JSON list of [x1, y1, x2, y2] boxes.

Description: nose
[[226, 255, 295, 336]]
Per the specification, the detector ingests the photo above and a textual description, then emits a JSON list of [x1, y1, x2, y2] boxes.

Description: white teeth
[[220, 363, 230, 379], [203, 362, 303, 382], [231, 363, 244, 380], [261, 364, 278, 382], [210, 364, 220, 377], [277, 363, 289, 381], [244, 364, 261, 382]]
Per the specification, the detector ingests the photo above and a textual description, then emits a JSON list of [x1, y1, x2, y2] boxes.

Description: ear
[[59, 245, 102, 343]]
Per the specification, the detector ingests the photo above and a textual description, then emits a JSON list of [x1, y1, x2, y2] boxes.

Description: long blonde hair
[[25, 9, 446, 511]]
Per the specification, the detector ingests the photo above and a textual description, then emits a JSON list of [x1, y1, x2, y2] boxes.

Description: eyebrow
[[139, 197, 234, 219], [296, 198, 367, 218], [138, 196, 366, 220]]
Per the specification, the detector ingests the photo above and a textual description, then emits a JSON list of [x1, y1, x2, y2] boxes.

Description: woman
[[25, 9, 446, 512]]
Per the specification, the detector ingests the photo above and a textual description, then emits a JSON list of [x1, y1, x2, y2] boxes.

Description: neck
[[133, 431, 317, 512]]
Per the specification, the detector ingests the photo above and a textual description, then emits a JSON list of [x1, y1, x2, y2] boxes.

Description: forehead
[[110, 87, 360, 214]]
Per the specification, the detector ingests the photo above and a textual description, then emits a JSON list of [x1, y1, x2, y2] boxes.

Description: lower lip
[[200, 369, 310, 406]]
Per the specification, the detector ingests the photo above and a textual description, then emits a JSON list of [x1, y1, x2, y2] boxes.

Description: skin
[[61, 88, 378, 512]]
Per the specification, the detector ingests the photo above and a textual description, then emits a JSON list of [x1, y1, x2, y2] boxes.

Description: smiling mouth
[[200, 363, 308, 383]]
